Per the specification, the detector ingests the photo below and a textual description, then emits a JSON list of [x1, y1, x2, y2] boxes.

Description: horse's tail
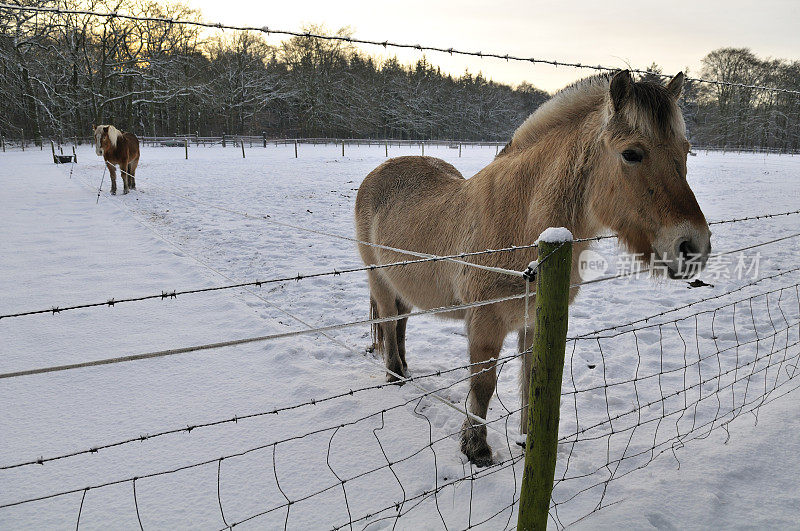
[[370, 296, 383, 353]]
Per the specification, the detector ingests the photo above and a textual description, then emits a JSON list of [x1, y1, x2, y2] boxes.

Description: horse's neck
[[485, 130, 602, 247]]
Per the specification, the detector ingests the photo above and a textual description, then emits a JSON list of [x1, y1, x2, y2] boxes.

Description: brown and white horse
[[355, 71, 711, 466], [93, 124, 140, 195]]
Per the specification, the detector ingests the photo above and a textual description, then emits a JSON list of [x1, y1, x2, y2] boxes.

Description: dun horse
[[355, 70, 711, 466], [93, 124, 140, 195]]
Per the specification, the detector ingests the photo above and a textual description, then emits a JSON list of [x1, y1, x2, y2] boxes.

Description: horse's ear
[[666, 72, 685, 100], [609, 70, 633, 113]]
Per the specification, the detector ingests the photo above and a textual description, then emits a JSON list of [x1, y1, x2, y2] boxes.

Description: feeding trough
[[51, 141, 77, 163]]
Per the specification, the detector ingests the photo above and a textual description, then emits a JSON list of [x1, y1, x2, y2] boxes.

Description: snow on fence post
[[517, 229, 572, 531]]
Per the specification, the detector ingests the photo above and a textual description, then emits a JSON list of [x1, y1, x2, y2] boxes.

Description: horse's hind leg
[[127, 159, 138, 190], [460, 307, 504, 467], [107, 161, 118, 195], [368, 273, 405, 382], [395, 298, 411, 372]]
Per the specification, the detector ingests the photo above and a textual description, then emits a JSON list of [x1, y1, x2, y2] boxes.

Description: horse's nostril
[[677, 239, 699, 258]]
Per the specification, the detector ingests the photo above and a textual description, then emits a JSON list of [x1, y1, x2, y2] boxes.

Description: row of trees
[[0, 0, 548, 143], [2, 0, 799, 151]]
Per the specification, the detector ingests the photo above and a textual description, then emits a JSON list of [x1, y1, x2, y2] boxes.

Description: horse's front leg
[[460, 307, 504, 467], [107, 162, 118, 195], [120, 158, 130, 194], [518, 326, 536, 436]]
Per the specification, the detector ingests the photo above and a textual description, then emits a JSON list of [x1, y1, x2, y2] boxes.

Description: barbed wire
[[4, 228, 799, 381], [572, 266, 800, 339], [0, 291, 533, 380], [0, 356, 522, 510], [708, 208, 800, 226], [0, 244, 560, 471], [2, 191, 798, 322], [543, 284, 800, 527], [2, 3, 800, 96], [3, 280, 799, 528], [3, 151, 799, 526], [0, 245, 537, 320], [0, 352, 527, 471]]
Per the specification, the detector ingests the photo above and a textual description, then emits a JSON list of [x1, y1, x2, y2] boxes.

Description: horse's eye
[[621, 149, 643, 163]]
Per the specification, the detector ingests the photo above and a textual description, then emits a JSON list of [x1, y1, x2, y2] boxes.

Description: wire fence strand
[[1, 3, 799, 96]]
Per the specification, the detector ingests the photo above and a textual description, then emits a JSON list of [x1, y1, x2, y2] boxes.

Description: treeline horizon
[[1, 0, 799, 151]]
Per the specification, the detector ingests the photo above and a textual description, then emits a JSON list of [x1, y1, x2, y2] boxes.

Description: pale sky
[[187, 0, 800, 93]]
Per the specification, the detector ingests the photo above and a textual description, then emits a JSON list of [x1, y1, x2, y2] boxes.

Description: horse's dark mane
[[502, 72, 682, 156], [625, 79, 681, 137]]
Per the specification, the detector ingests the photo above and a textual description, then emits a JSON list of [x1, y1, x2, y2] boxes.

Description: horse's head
[[93, 124, 121, 157], [590, 70, 711, 279], [93, 124, 106, 156]]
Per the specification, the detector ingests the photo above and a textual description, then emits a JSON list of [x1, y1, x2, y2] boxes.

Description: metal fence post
[[517, 234, 572, 531]]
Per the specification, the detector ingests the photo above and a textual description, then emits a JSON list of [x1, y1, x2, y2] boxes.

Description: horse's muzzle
[[654, 223, 712, 279]]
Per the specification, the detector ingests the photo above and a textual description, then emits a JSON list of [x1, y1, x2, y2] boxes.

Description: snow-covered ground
[[1, 143, 799, 529]]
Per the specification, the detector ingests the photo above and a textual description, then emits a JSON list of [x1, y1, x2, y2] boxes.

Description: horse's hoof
[[463, 443, 494, 467], [461, 427, 493, 467], [111, 190, 116, 195]]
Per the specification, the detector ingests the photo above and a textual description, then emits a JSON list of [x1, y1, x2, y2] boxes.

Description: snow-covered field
[[1, 143, 799, 529]]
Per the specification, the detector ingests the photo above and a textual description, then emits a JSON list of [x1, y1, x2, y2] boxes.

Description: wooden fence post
[[385, 140, 388, 157], [294, 139, 298, 158], [185, 138, 189, 159], [459, 143, 462, 157], [241, 139, 246, 158], [517, 232, 572, 531], [421, 141, 424, 156], [342, 139, 345, 157], [1, 135, 5, 152]]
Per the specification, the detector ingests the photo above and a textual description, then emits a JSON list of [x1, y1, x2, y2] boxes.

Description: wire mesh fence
[[2, 269, 799, 528]]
